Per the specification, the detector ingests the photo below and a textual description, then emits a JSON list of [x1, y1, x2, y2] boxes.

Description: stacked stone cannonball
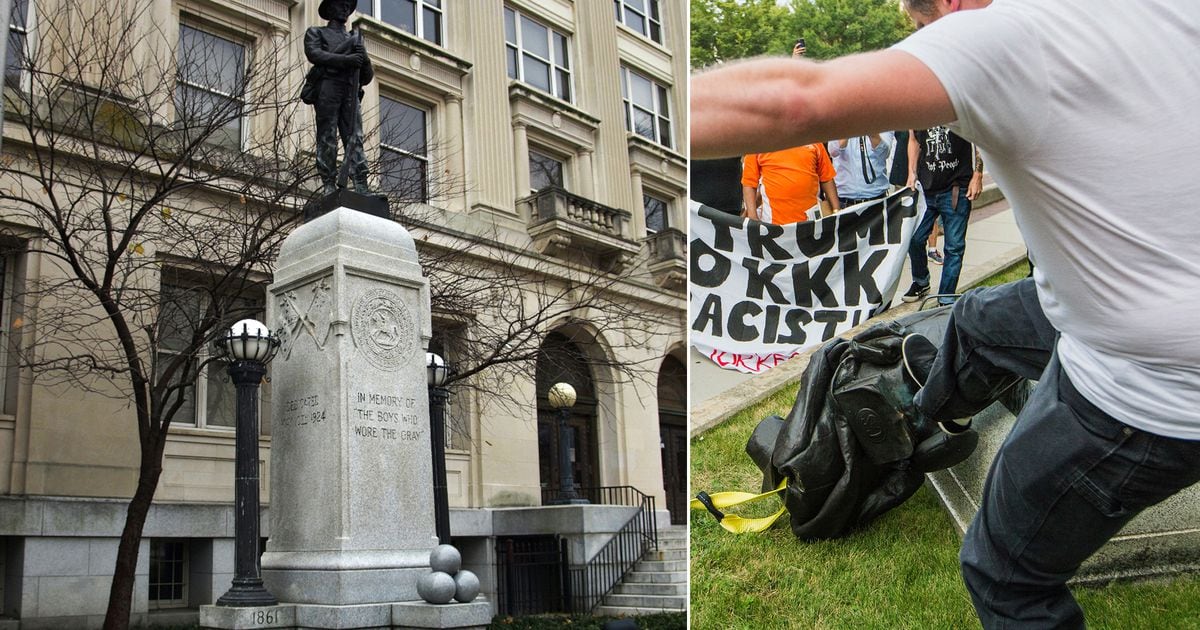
[[416, 544, 480, 605]]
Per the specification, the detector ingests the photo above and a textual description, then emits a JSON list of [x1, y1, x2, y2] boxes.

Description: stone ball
[[429, 544, 462, 575], [417, 571, 456, 604], [453, 570, 480, 603]]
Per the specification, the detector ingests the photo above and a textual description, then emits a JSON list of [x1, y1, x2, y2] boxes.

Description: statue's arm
[[304, 28, 358, 69], [359, 54, 374, 87]]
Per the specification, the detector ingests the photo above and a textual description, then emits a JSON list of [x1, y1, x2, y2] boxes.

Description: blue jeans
[[909, 187, 971, 305], [915, 279, 1200, 628]]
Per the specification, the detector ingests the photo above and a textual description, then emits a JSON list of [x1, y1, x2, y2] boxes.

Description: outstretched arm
[[690, 50, 956, 159]]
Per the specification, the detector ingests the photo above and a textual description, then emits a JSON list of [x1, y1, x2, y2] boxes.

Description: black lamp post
[[426, 352, 452, 545], [547, 382, 588, 505], [215, 319, 280, 607]]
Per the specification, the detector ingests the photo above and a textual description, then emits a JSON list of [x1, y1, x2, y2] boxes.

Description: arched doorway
[[658, 354, 687, 524], [536, 331, 599, 503]]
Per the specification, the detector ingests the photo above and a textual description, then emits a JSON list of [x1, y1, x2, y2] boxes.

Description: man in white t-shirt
[[691, 1, 1200, 627]]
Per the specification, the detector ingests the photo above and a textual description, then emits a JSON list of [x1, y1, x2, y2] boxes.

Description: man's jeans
[[915, 279, 1200, 629], [909, 187, 971, 305]]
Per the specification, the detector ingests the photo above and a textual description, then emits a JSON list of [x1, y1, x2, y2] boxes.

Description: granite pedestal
[[199, 201, 489, 628], [927, 382, 1200, 584]]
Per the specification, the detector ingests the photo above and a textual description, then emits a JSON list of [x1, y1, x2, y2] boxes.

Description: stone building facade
[[0, 0, 687, 626]]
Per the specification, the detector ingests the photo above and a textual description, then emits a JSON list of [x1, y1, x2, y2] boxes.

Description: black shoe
[[901, 282, 930, 303]]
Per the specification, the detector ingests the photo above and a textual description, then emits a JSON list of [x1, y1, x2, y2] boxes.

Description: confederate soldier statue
[[304, 0, 374, 196]]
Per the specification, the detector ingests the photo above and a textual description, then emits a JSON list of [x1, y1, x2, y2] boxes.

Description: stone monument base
[[262, 566, 427, 605], [199, 599, 492, 630], [927, 385, 1200, 585]]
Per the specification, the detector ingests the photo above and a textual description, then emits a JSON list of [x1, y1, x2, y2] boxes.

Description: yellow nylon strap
[[690, 479, 787, 534]]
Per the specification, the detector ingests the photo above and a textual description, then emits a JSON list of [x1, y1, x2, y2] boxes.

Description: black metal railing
[[563, 486, 658, 613], [495, 535, 571, 616]]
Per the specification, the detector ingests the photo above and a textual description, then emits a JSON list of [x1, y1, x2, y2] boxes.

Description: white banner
[[690, 189, 925, 373]]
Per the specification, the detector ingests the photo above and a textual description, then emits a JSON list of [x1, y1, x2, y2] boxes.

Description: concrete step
[[595, 604, 685, 617], [635, 558, 686, 572], [640, 547, 686, 561], [614, 581, 686, 596], [602, 593, 687, 610], [597, 606, 686, 617], [655, 528, 687, 541], [623, 570, 686, 584]]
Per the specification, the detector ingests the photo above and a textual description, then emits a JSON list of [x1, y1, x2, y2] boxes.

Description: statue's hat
[[318, 0, 355, 21]]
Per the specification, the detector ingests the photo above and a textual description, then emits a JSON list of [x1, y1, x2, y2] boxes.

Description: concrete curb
[[689, 188, 1027, 437]]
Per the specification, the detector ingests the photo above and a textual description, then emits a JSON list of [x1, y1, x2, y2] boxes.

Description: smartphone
[[795, 38, 806, 50]]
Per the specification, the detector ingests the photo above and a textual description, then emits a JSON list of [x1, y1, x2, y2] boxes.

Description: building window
[[504, 7, 571, 102], [620, 67, 672, 149], [356, 0, 443, 46], [5, 0, 30, 89], [613, 0, 662, 44], [149, 540, 187, 609], [529, 149, 564, 193], [175, 25, 246, 149], [428, 330, 467, 450], [643, 193, 667, 233], [158, 280, 261, 429], [379, 96, 429, 203]]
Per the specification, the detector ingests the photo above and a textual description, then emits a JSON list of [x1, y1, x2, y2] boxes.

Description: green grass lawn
[[690, 263, 1200, 629]]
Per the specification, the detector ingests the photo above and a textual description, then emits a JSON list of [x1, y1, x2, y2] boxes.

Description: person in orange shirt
[[741, 143, 840, 224]]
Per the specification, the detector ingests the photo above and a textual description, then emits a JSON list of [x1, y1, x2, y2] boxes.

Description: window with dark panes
[[379, 96, 429, 203], [620, 66, 672, 148], [5, 0, 30, 89], [643, 194, 668, 233], [614, 0, 662, 43], [529, 150, 564, 193], [158, 278, 262, 429], [175, 25, 246, 148], [504, 7, 572, 102], [148, 540, 187, 609], [357, 0, 443, 46]]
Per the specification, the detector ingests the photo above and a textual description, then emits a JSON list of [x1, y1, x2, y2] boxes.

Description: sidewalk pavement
[[690, 185, 1027, 435]]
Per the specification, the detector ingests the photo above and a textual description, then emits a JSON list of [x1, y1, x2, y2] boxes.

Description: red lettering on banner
[[753, 356, 769, 372]]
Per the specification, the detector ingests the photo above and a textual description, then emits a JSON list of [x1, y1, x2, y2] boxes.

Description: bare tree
[[0, 1, 310, 626]]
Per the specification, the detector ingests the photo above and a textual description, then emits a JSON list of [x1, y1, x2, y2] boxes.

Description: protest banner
[[690, 189, 925, 373]]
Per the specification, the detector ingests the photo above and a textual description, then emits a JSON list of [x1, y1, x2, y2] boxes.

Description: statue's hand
[[343, 52, 363, 67]]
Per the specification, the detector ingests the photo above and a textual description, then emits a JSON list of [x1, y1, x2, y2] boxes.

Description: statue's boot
[[322, 179, 339, 196], [901, 333, 978, 472], [353, 174, 372, 195]]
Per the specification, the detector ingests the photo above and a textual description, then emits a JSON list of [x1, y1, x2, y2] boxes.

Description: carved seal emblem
[[351, 288, 414, 371]]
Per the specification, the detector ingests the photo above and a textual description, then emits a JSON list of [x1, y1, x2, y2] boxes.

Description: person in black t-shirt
[[900, 126, 983, 305]]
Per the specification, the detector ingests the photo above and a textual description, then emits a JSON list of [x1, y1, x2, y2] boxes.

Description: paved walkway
[[690, 188, 1027, 426]]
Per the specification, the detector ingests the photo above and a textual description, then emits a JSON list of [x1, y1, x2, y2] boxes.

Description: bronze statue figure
[[304, 0, 374, 196]]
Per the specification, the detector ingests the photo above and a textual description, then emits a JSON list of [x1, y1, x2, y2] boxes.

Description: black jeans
[[915, 278, 1200, 629]]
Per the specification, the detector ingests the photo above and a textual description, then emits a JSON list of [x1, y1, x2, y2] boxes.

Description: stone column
[[577, 149, 594, 199], [513, 121, 529, 199], [261, 207, 436, 605], [629, 168, 645, 237], [445, 95, 465, 203]]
